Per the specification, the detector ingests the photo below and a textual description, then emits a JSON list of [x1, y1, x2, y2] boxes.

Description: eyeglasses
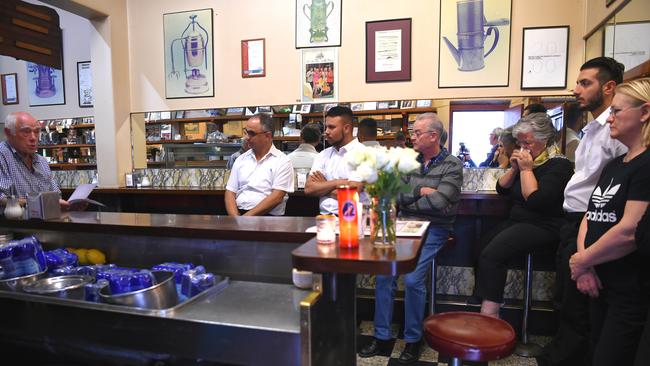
[[243, 128, 268, 137], [412, 130, 436, 138], [609, 105, 642, 118], [17, 127, 41, 137], [516, 139, 536, 147]]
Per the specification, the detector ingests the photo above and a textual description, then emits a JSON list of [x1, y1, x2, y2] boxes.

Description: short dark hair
[[252, 113, 274, 134], [395, 131, 406, 141], [580, 57, 625, 85], [524, 103, 547, 114], [358, 118, 377, 139], [325, 105, 353, 122], [301, 124, 321, 144]]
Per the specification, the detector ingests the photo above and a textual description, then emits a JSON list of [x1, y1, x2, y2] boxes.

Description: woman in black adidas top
[[569, 77, 650, 366]]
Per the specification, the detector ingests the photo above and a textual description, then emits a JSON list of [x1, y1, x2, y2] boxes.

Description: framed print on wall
[[77, 61, 94, 107], [366, 18, 411, 83], [241, 38, 266, 78], [521, 26, 569, 89], [301, 48, 338, 103], [164, 8, 214, 99], [604, 21, 650, 73], [1, 73, 18, 105], [438, 0, 512, 88], [26, 62, 65, 106], [295, 0, 342, 48]]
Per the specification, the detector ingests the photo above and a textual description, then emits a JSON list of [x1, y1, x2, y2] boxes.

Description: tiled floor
[[357, 320, 550, 366]]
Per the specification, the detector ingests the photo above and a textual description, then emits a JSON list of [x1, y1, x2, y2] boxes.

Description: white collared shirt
[[226, 145, 295, 216], [563, 108, 627, 213], [287, 143, 319, 169], [361, 140, 382, 147], [310, 138, 364, 214]]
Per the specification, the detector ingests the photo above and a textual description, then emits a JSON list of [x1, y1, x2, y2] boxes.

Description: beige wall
[[585, 0, 630, 38], [127, 0, 586, 113]]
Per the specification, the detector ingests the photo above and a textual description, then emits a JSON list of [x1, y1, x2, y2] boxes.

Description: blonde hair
[[615, 77, 650, 147]]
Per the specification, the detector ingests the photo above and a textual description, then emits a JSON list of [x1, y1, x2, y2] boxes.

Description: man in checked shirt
[[1, 112, 71, 209]]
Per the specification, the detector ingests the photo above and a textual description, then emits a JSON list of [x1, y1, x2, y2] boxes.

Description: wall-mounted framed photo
[[163, 8, 214, 99], [1, 73, 18, 105], [301, 48, 337, 103], [26, 62, 66, 106], [241, 38, 266, 78], [604, 21, 650, 72], [438, 0, 512, 88], [366, 18, 411, 83], [295, 0, 341, 48], [521, 26, 569, 89], [77, 61, 93, 107]]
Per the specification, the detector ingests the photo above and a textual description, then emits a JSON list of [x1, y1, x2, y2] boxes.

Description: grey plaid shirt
[[0, 141, 59, 200]]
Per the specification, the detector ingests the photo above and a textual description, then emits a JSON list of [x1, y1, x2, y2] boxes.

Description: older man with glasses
[[225, 113, 294, 216], [0, 112, 70, 209]]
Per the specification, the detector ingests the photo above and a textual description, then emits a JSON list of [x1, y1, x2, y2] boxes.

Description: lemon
[[86, 249, 106, 265], [73, 248, 89, 265]]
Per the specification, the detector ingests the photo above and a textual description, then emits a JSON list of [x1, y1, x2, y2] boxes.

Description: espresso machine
[[167, 14, 210, 94]]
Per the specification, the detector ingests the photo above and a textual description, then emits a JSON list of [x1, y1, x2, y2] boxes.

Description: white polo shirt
[[310, 138, 364, 214], [287, 143, 319, 169], [226, 145, 295, 216], [563, 108, 628, 213]]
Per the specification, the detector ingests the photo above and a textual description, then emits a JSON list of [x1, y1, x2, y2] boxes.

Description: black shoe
[[398, 340, 422, 364], [359, 337, 391, 358]]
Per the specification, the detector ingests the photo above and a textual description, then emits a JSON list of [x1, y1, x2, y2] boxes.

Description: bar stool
[[424, 311, 516, 366], [428, 234, 454, 315], [514, 253, 543, 357]]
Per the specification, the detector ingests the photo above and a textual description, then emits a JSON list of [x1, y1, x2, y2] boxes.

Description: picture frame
[[438, 0, 512, 88], [26, 62, 65, 106], [604, 21, 650, 73], [1, 73, 18, 105], [295, 0, 342, 48], [76, 61, 93, 107], [366, 18, 411, 82], [163, 8, 214, 99], [400, 100, 415, 109], [241, 38, 266, 78], [301, 48, 338, 103], [521, 26, 569, 89]]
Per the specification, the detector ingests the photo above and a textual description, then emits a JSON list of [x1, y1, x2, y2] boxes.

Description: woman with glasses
[[475, 112, 574, 318], [568, 77, 650, 366]]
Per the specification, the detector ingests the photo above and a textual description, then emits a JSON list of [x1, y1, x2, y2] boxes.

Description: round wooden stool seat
[[423, 311, 516, 362]]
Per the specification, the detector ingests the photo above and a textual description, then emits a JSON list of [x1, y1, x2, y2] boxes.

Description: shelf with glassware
[[37, 116, 96, 170]]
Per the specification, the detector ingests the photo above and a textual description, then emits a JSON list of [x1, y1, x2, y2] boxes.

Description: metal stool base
[[514, 341, 544, 357]]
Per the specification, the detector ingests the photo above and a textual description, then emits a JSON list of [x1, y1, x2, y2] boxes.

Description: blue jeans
[[373, 225, 449, 343]]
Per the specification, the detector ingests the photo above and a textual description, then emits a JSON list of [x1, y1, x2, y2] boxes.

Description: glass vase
[[370, 196, 397, 247]]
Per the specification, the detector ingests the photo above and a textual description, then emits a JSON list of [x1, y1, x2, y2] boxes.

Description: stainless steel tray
[[0, 274, 229, 317]]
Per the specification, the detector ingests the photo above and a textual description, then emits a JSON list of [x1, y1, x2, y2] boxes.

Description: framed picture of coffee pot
[[438, 0, 512, 88], [26, 62, 66, 106]]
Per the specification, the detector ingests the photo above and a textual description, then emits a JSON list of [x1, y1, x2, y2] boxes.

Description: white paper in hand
[[68, 183, 105, 207]]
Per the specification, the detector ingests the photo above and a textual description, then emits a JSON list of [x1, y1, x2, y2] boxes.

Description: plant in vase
[[346, 145, 419, 246]]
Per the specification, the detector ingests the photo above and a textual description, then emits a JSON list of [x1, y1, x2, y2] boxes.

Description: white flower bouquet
[[346, 145, 420, 246]]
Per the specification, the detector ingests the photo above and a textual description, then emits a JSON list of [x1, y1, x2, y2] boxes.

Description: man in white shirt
[[287, 124, 320, 169], [305, 106, 363, 214], [358, 118, 381, 147], [225, 113, 294, 216], [543, 57, 627, 366]]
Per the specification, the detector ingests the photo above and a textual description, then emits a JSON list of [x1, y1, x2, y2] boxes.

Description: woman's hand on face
[[516, 149, 534, 171]]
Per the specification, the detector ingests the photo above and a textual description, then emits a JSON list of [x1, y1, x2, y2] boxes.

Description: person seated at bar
[[0, 112, 71, 210], [287, 123, 320, 169], [359, 113, 463, 363], [358, 117, 381, 147], [524, 103, 547, 116], [568, 77, 650, 366], [475, 112, 573, 318], [495, 127, 517, 168], [304, 106, 363, 214], [225, 113, 294, 216], [226, 138, 249, 170], [479, 127, 504, 167]]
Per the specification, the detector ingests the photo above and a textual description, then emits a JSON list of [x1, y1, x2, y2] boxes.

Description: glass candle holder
[[316, 214, 336, 244]]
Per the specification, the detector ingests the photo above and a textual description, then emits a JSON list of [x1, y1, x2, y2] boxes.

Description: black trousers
[[543, 213, 591, 366], [590, 267, 647, 366], [634, 307, 650, 366], [476, 220, 559, 303]]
